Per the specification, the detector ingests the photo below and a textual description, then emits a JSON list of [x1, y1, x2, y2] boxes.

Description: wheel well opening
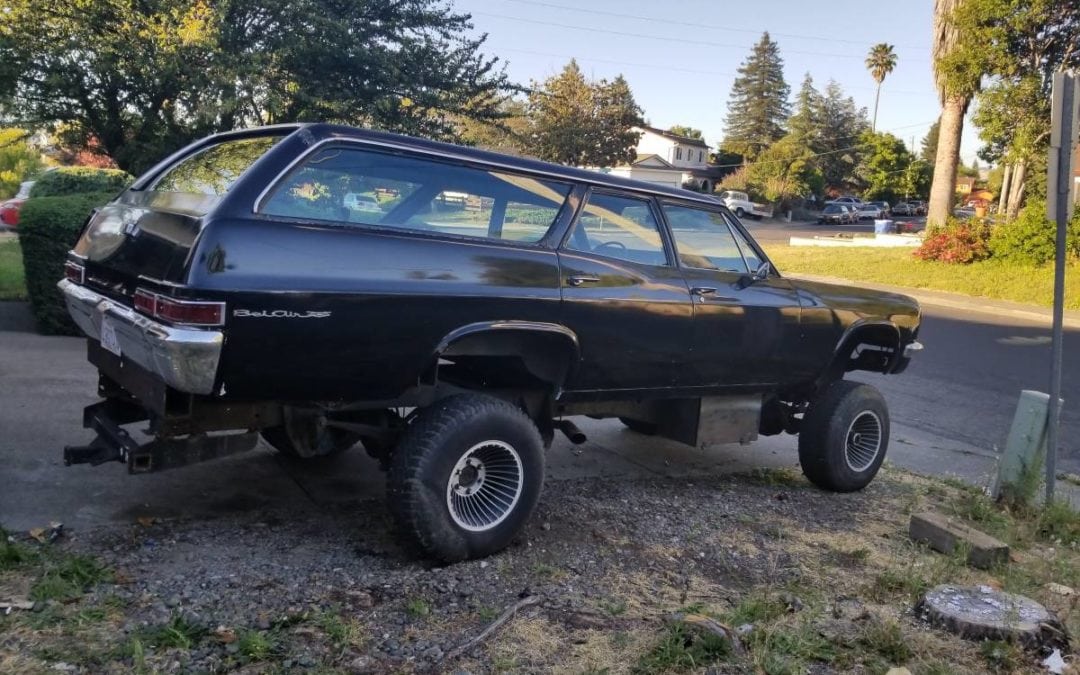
[[829, 324, 900, 380], [436, 329, 578, 393]]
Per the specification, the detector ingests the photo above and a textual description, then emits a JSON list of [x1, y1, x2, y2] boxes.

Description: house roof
[[632, 153, 678, 169], [637, 126, 709, 149], [956, 176, 976, 189]]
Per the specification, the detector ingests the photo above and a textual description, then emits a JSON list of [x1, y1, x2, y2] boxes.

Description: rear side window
[[260, 146, 571, 244], [152, 136, 281, 195]]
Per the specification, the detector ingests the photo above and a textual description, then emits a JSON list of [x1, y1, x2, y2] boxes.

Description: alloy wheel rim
[[844, 411, 882, 472], [445, 440, 524, 532]]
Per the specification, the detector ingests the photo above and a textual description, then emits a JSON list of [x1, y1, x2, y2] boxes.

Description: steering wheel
[[593, 240, 627, 254]]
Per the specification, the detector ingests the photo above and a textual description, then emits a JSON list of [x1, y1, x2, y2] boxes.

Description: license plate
[[100, 319, 122, 357]]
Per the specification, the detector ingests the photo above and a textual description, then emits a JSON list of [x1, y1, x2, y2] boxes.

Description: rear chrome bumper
[[58, 279, 223, 395]]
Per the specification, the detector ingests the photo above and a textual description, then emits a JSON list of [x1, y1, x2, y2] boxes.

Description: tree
[[854, 131, 917, 202], [927, 0, 984, 226], [525, 60, 643, 167], [920, 120, 940, 164], [747, 133, 823, 203], [668, 125, 704, 141], [865, 43, 898, 131], [788, 74, 823, 146], [0, 128, 41, 198], [456, 98, 530, 156], [816, 80, 869, 191], [722, 33, 790, 161], [0, 0, 513, 174]]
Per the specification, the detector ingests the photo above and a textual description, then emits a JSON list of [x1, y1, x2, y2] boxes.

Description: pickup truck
[[60, 124, 922, 561], [716, 190, 774, 220]]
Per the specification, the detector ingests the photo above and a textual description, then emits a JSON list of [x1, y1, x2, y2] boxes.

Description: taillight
[[64, 261, 85, 284], [133, 288, 224, 327]]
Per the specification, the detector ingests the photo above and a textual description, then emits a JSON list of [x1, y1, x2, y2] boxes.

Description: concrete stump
[[919, 585, 1061, 646]]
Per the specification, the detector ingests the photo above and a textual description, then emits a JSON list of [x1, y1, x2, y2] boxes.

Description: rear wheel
[[387, 395, 545, 562], [798, 380, 889, 492], [261, 407, 360, 458]]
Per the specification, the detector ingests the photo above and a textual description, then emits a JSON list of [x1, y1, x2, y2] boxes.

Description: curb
[[787, 273, 1080, 330]]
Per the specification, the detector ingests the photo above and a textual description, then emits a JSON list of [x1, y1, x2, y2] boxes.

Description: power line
[[713, 122, 937, 169], [473, 11, 931, 62], [500, 47, 932, 96], [491, 0, 930, 51]]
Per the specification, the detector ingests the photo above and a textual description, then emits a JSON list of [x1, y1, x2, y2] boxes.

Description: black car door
[[556, 190, 695, 393], [659, 202, 804, 389]]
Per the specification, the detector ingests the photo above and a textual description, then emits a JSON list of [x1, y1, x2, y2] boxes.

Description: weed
[[236, 629, 277, 660], [745, 620, 836, 675], [138, 613, 208, 649], [477, 605, 499, 622], [0, 527, 35, 570], [869, 567, 930, 604], [610, 631, 633, 649], [598, 598, 627, 616], [405, 597, 431, 618], [980, 639, 1023, 673], [31, 553, 112, 602], [858, 617, 911, 664], [725, 593, 788, 625], [492, 655, 518, 672], [634, 624, 731, 673], [1035, 499, 1080, 545], [316, 610, 363, 649], [72, 606, 108, 627], [530, 561, 561, 578], [745, 467, 804, 488]]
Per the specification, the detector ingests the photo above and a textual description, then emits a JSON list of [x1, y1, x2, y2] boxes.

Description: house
[[955, 176, 976, 195], [593, 126, 729, 192]]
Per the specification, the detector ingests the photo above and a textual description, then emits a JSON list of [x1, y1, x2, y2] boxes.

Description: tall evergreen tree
[[920, 120, 940, 164], [722, 33, 790, 161], [816, 80, 869, 189], [788, 73, 823, 145]]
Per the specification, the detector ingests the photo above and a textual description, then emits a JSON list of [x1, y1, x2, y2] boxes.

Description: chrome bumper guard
[[903, 340, 924, 358], [58, 279, 223, 395]]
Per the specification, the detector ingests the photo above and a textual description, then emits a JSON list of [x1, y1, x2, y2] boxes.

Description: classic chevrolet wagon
[[60, 124, 921, 561]]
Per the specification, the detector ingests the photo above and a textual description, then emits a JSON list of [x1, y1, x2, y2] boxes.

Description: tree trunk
[[998, 163, 1012, 213], [872, 83, 881, 132], [1006, 159, 1027, 220], [927, 94, 967, 228]]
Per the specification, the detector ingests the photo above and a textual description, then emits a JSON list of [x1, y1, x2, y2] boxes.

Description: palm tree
[[926, 0, 980, 228], [865, 43, 897, 131]]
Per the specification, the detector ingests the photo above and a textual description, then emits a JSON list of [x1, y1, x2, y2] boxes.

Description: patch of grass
[[598, 598, 627, 616], [530, 561, 562, 578], [405, 597, 431, 619], [477, 605, 499, 622], [745, 620, 837, 675], [767, 244, 1080, 309], [725, 593, 788, 626], [858, 617, 912, 664], [744, 467, 805, 488], [0, 527, 36, 570], [30, 553, 112, 602], [1036, 498, 1080, 545], [0, 237, 27, 301], [634, 624, 732, 673], [236, 629, 277, 660], [979, 639, 1023, 673], [316, 610, 363, 650], [137, 613, 208, 649]]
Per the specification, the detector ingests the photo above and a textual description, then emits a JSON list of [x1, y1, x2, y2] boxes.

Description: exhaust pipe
[[556, 419, 586, 445]]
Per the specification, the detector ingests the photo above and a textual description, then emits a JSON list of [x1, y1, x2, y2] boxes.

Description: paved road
[[744, 216, 927, 243]]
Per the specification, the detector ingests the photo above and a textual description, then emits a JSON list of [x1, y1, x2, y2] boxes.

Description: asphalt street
[[743, 215, 927, 243]]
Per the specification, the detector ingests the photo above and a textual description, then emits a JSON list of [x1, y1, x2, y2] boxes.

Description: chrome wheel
[[445, 440, 524, 532], [844, 411, 882, 472]]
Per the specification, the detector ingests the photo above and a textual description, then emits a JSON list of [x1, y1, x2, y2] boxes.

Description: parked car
[[344, 192, 381, 212], [0, 180, 34, 228], [828, 196, 864, 208], [892, 202, 916, 216], [857, 203, 884, 220], [59, 123, 922, 562], [909, 200, 927, 215], [869, 201, 891, 216], [716, 190, 774, 220], [818, 204, 852, 224]]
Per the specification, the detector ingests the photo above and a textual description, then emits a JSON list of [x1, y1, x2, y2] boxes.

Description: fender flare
[[824, 319, 902, 380]]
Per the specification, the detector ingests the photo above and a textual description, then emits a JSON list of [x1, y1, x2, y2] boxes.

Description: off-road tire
[[798, 380, 889, 492], [387, 394, 545, 562], [619, 417, 658, 435]]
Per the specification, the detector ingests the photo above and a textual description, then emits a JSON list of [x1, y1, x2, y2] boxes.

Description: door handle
[[690, 287, 717, 296], [567, 275, 601, 287]]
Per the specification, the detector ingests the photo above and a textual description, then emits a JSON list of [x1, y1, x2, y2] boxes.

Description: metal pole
[[1045, 72, 1078, 503]]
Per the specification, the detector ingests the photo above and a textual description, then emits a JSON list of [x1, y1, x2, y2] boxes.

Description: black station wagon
[[60, 124, 921, 561]]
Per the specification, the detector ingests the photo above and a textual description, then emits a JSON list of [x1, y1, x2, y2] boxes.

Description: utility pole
[[1045, 72, 1078, 503]]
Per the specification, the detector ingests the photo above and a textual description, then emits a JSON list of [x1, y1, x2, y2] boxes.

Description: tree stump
[[918, 585, 1065, 647]]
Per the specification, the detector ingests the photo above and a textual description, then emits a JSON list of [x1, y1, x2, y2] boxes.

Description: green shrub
[[29, 167, 132, 198], [913, 219, 992, 264], [18, 192, 115, 335], [988, 200, 1080, 265]]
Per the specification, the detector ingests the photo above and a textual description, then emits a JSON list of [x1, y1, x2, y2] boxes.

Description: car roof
[[196, 122, 724, 208]]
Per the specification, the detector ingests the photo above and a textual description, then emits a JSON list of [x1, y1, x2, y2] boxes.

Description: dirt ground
[[1, 465, 1078, 674]]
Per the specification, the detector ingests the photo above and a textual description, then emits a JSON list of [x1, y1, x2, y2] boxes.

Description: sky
[[452, 0, 981, 164]]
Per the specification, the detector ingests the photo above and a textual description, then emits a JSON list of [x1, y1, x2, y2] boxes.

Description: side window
[[723, 213, 764, 272], [153, 136, 282, 196], [662, 204, 750, 273], [260, 147, 570, 243], [564, 192, 668, 266]]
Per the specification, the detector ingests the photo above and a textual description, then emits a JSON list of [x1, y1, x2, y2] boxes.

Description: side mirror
[[752, 260, 772, 281]]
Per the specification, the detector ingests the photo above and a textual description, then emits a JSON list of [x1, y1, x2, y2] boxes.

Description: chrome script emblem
[[233, 309, 331, 319]]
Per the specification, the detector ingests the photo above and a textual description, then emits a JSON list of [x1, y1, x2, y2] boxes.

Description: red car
[[0, 180, 34, 228]]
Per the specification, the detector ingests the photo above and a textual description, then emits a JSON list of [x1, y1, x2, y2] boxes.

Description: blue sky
[[454, 0, 981, 164]]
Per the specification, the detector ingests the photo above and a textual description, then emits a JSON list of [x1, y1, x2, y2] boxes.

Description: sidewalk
[[788, 271, 1080, 329]]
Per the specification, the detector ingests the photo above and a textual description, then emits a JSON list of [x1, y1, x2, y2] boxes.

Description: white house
[[594, 126, 725, 192]]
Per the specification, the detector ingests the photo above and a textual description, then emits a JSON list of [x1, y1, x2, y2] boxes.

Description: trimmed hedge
[[989, 200, 1080, 266], [18, 192, 116, 335], [29, 167, 132, 198]]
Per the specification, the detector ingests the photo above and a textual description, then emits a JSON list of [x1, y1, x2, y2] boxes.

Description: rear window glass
[[152, 136, 281, 196], [259, 147, 571, 244]]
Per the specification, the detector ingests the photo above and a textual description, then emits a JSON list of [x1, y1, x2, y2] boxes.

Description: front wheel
[[798, 380, 889, 492], [734, 207, 746, 218], [387, 395, 545, 562]]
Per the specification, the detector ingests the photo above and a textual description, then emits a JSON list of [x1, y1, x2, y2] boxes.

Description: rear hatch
[[72, 135, 282, 299]]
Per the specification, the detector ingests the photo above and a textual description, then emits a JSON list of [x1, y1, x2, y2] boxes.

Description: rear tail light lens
[[64, 261, 85, 284], [133, 288, 224, 327]]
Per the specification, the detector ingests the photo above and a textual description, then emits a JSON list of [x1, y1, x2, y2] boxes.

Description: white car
[[716, 190, 774, 219], [344, 192, 381, 213], [857, 203, 883, 220]]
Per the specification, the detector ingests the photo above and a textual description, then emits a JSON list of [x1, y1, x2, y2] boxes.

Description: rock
[[347, 590, 375, 608], [665, 612, 746, 656], [735, 623, 754, 635], [541, 522, 551, 531], [50, 663, 76, 672], [256, 614, 271, 630], [1047, 583, 1076, 597], [422, 645, 444, 660], [165, 594, 181, 608], [885, 668, 912, 675], [1043, 649, 1066, 675], [918, 584, 1062, 647], [909, 512, 1009, 569], [346, 655, 381, 674], [779, 592, 803, 612]]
